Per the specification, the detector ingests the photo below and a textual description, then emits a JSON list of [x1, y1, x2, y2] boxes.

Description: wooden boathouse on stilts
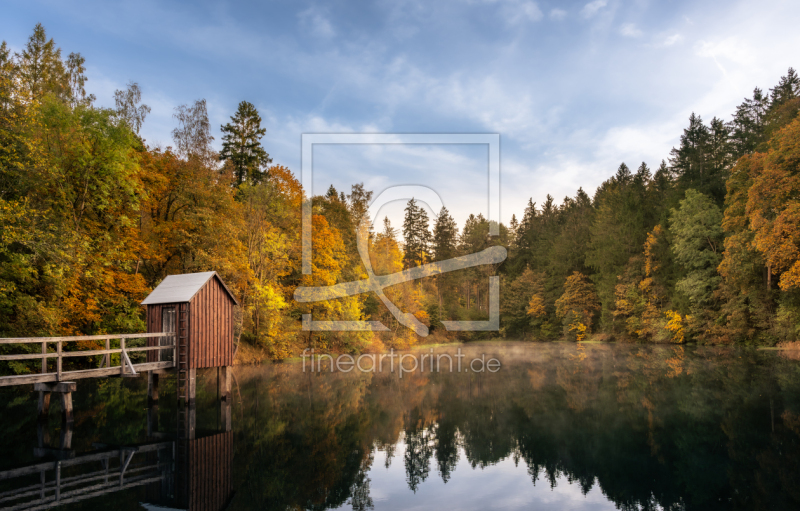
[[142, 271, 239, 409]]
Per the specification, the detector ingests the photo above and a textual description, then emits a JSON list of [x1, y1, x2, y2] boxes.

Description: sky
[[3, 0, 799, 228]]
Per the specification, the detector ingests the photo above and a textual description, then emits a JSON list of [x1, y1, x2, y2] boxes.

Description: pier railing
[[0, 333, 176, 387], [0, 441, 173, 511]]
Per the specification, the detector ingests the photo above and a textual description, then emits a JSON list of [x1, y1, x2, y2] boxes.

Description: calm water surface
[[1, 342, 799, 511]]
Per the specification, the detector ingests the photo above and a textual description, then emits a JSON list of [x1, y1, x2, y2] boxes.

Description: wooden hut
[[141, 272, 238, 403]]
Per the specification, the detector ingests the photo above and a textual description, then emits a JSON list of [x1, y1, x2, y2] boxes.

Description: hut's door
[[161, 307, 176, 362]]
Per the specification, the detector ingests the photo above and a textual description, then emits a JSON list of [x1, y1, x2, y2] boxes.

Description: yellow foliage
[[526, 294, 546, 318], [556, 272, 600, 326], [665, 310, 685, 344], [569, 321, 588, 341]]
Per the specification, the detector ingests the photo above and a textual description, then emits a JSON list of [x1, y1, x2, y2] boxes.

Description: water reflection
[[0, 373, 234, 511], [0, 343, 798, 510], [230, 343, 800, 511]]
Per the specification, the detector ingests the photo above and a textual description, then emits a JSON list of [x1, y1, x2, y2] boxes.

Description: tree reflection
[[224, 344, 800, 510]]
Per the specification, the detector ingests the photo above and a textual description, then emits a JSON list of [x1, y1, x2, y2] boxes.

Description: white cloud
[[298, 7, 335, 38], [661, 33, 683, 47], [620, 23, 642, 38], [580, 0, 607, 19], [549, 8, 567, 20], [695, 37, 755, 66]]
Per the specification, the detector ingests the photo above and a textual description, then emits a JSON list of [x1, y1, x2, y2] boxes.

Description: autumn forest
[[2, 25, 800, 367]]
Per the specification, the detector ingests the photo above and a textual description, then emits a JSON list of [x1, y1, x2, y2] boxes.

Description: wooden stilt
[[218, 366, 232, 401], [59, 420, 73, 450], [187, 368, 196, 406], [38, 391, 51, 419], [35, 382, 75, 422], [60, 392, 73, 423], [147, 405, 159, 437], [220, 398, 231, 432], [187, 404, 196, 440], [147, 371, 159, 405]]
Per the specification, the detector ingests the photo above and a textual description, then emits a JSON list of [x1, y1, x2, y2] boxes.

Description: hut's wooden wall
[[188, 276, 234, 369], [145, 275, 234, 368]]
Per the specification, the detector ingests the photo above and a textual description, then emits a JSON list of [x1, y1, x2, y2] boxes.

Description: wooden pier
[[0, 333, 175, 387], [0, 271, 238, 408]]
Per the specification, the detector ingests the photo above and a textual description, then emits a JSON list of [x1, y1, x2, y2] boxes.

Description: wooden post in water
[[148, 371, 159, 405], [35, 381, 76, 422], [218, 366, 231, 401], [187, 368, 197, 405]]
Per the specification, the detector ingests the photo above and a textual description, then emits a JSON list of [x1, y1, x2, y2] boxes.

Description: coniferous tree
[[347, 183, 373, 230], [220, 100, 272, 185], [432, 207, 458, 262], [769, 67, 800, 106], [432, 206, 459, 322], [670, 113, 711, 193], [729, 88, 769, 158], [402, 198, 431, 268]]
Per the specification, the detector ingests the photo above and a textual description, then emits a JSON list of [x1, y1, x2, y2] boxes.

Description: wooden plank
[[0, 362, 174, 387], [33, 382, 76, 393], [0, 333, 171, 344], [0, 345, 175, 362]]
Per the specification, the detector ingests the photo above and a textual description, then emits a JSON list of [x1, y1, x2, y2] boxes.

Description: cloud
[[518, 1, 544, 22], [620, 23, 642, 38], [695, 37, 755, 66], [661, 33, 683, 47], [298, 7, 335, 38], [580, 0, 607, 19], [499, 0, 543, 24], [549, 8, 567, 20]]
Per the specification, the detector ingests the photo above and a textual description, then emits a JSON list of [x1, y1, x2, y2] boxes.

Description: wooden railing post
[[104, 338, 110, 368], [120, 338, 126, 375], [41, 341, 46, 374], [56, 341, 62, 381]]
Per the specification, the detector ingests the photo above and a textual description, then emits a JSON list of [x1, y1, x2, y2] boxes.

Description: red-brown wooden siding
[[145, 275, 234, 368], [187, 431, 233, 511]]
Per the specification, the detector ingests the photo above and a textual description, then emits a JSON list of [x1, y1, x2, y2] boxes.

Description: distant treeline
[[1, 25, 799, 364]]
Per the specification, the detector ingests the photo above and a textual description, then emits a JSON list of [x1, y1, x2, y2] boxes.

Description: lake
[[0, 342, 799, 510]]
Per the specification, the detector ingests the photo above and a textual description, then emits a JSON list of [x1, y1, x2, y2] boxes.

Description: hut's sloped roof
[[141, 271, 239, 305]]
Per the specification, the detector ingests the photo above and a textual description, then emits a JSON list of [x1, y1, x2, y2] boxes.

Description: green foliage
[[669, 189, 724, 307], [220, 100, 272, 186]]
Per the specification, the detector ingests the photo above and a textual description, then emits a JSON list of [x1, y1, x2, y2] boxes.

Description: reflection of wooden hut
[[143, 432, 234, 511], [142, 272, 238, 403], [184, 431, 235, 511]]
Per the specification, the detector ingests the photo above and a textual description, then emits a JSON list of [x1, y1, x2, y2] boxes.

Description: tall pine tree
[[402, 198, 432, 268], [220, 100, 272, 186]]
